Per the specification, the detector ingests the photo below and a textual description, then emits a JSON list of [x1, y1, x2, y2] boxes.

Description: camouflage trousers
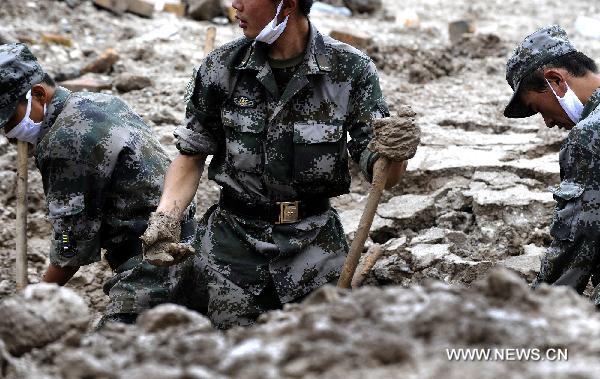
[[169, 204, 348, 329], [533, 238, 600, 306], [102, 216, 197, 320]]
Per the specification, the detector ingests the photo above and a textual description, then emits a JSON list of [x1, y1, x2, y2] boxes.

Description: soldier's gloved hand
[[140, 211, 195, 267], [367, 105, 421, 162]]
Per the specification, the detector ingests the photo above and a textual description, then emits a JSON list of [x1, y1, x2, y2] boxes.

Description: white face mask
[[545, 78, 584, 124], [255, 0, 289, 44], [5, 90, 46, 145]]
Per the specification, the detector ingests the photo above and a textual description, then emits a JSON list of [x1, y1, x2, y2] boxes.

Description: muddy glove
[[140, 211, 195, 267], [367, 105, 421, 162]]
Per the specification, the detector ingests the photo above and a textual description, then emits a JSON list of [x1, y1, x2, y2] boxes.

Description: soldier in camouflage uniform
[[0, 43, 195, 324], [141, 0, 409, 329], [504, 25, 600, 305]]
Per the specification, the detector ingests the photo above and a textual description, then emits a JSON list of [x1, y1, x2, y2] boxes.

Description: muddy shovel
[[15, 140, 28, 289], [337, 111, 420, 289]]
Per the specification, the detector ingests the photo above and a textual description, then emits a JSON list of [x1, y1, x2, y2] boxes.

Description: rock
[[377, 194, 436, 230], [120, 364, 184, 379], [150, 109, 179, 125], [60, 74, 113, 92], [437, 254, 493, 283], [338, 208, 393, 241], [92, 0, 128, 14], [330, 29, 373, 50], [114, 73, 153, 92], [372, 254, 412, 284], [52, 66, 83, 82], [408, 243, 451, 270], [81, 48, 119, 74], [0, 283, 90, 356], [448, 20, 475, 45], [343, 0, 382, 14], [319, 0, 346, 6], [469, 185, 554, 228], [40, 33, 73, 47], [126, 0, 155, 18], [187, 0, 222, 21], [476, 267, 534, 303], [0, 170, 17, 203], [163, 2, 186, 17], [410, 227, 449, 245], [137, 304, 213, 333], [501, 244, 544, 280]]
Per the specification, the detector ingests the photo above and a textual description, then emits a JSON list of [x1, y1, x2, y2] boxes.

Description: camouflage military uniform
[[503, 26, 600, 302], [532, 89, 600, 303], [35, 86, 195, 317], [172, 23, 389, 328]]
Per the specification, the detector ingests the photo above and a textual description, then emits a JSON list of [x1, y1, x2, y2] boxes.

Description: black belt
[[219, 191, 330, 224]]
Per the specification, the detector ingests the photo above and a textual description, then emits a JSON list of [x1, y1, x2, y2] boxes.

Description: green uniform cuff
[[49, 235, 101, 267], [359, 148, 380, 183]]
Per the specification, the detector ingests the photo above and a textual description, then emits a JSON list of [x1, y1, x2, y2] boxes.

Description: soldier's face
[[3, 103, 27, 135], [231, 0, 280, 39], [520, 89, 575, 130], [2, 87, 47, 135]]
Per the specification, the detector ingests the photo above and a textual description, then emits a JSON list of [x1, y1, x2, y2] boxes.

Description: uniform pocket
[[293, 121, 345, 183], [549, 181, 584, 241], [222, 107, 266, 174], [48, 194, 85, 219]]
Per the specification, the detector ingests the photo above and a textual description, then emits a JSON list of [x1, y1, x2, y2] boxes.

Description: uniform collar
[[37, 86, 71, 143], [235, 22, 332, 75], [580, 87, 600, 122]]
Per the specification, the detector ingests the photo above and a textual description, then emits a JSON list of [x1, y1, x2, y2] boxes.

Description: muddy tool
[[15, 141, 29, 290], [337, 109, 420, 289]]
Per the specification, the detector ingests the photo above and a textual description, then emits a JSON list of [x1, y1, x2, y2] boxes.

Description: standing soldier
[[141, 0, 412, 328], [0, 43, 195, 325], [503, 25, 600, 304]]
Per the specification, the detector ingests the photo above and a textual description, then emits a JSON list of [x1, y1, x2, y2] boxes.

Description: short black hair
[[298, 0, 313, 16], [520, 51, 598, 93], [41, 72, 56, 87], [18, 73, 56, 102], [275, 0, 312, 17]]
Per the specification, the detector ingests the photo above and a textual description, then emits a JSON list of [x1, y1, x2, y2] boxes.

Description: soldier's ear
[[281, 0, 296, 17], [543, 69, 569, 97], [30, 84, 48, 103]]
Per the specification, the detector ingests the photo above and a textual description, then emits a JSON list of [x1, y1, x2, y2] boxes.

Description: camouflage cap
[[0, 43, 44, 129], [504, 25, 576, 118]]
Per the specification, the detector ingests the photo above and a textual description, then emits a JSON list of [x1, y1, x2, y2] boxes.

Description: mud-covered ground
[[1, 0, 600, 377]]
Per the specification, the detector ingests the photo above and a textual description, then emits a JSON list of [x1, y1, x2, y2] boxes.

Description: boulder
[[187, 0, 222, 21], [137, 304, 213, 333], [501, 244, 545, 281], [0, 284, 90, 356], [114, 73, 153, 92], [343, 0, 382, 14]]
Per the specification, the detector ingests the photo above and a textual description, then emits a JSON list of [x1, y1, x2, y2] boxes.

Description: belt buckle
[[277, 201, 299, 224]]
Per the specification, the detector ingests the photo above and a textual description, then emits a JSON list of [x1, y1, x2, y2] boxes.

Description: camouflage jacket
[[175, 23, 389, 203], [35, 87, 170, 267], [546, 88, 600, 262]]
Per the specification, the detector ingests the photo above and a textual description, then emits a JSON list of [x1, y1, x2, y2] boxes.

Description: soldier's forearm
[[157, 153, 206, 219], [42, 264, 79, 286]]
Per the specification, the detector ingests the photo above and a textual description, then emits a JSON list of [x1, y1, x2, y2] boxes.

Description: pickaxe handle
[[337, 157, 392, 289], [16, 141, 29, 290]]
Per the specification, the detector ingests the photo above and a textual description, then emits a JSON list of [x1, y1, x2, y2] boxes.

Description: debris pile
[[2, 269, 600, 378]]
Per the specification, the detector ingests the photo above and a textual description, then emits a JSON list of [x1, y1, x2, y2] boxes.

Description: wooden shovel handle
[[204, 26, 217, 57], [337, 157, 391, 288], [16, 141, 29, 290]]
